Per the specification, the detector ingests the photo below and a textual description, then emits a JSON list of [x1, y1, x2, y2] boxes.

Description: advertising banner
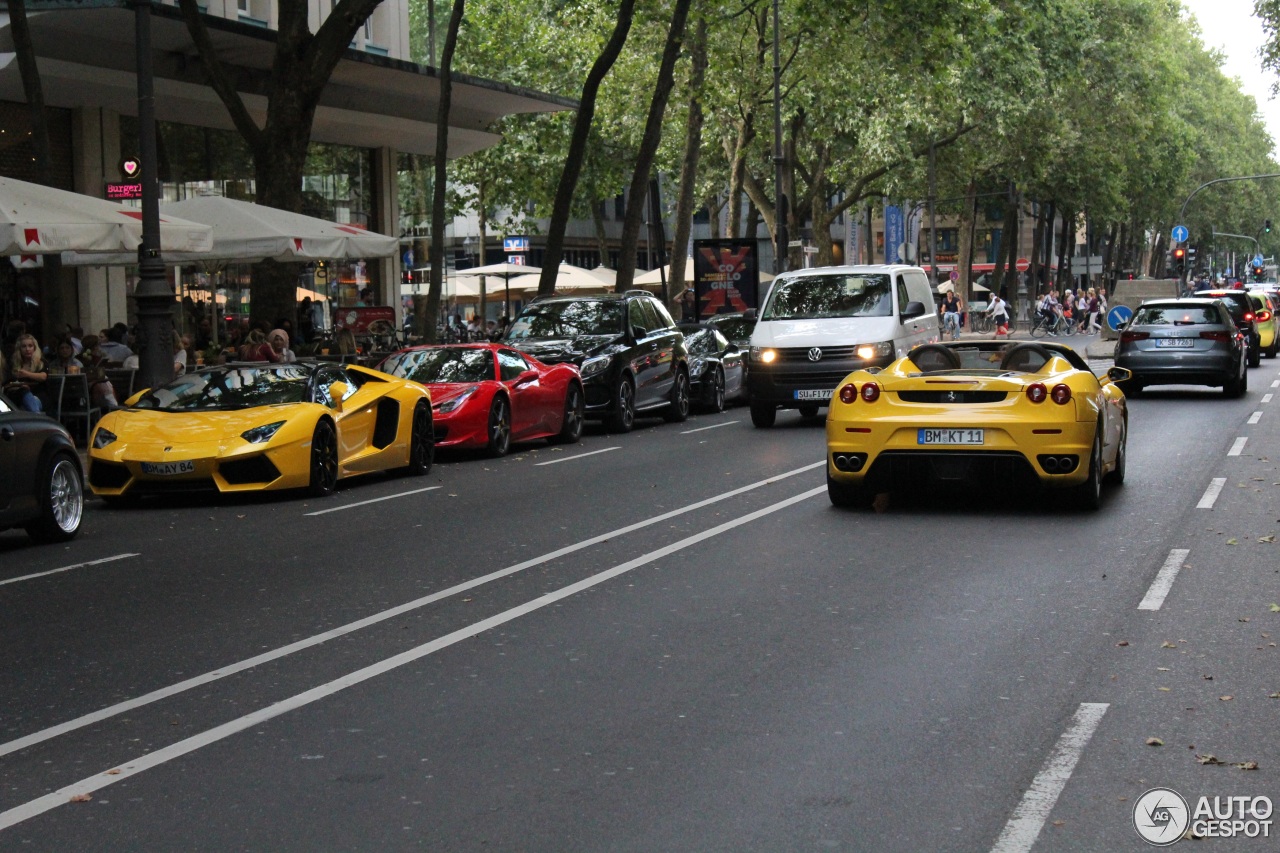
[[692, 239, 760, 319], [885, 205, 904, 264]]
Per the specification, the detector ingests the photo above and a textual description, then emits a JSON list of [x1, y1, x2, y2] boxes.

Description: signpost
[[1106, 305, 1133, 332]]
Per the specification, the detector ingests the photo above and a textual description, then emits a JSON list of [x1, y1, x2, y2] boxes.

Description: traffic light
[[1187, 246, 1198, 269], [1172, 246, 1187, 273], [1265, 219, 1273, 234]]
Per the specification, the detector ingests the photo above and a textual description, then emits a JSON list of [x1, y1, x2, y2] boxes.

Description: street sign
[[1107, 305, 1133, 331], [1171, 225, 1189, 243], [502, 236, 529, 252], [1253, 254, 1264, 267], [949, 271, 959, 282]]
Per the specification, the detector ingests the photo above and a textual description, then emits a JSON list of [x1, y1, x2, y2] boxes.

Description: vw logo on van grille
[[807, 347, 823, 362]]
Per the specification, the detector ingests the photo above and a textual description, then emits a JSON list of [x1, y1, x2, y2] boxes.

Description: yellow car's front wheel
[[309, 419, 339, 497]]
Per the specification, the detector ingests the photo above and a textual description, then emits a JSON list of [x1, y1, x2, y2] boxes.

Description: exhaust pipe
[[1043, 456, 1060, 473]]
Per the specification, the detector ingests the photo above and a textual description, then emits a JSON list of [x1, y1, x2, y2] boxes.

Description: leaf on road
[[1235, 761, 1260, 770], [1146, 737, 1164, 746], [1196, 754, 1223, 765], [1162, 641, 1178, 648], [1157, 666, 1171, 671], [1219, 695, 1234, 701], [1260, 535, 1276, 543], [1240, 617, 1251, 622], [1226, 538, 1239, 545], [1116, 640, 1130, 647], [105, 768, 121, 776], [1158, 687, 1171, 691], [69, 793, 92, 803], [1269, 692, 1280, 699], [1203, 674, 1214, 680], [1270, 604, 1280, 612]]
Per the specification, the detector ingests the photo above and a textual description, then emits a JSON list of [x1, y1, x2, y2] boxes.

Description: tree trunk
[[991, 185, 1014, 299], [615, 0, 692, 293], [725, 116, 755, 239], [1056, 209, 1072, 291], [1042, 202, 1056, 291], [539, 0, 637, 295], [1151, 233, 1167, 278], [425, 0, 466, 344], [592, 201, 611, 269], [1003, 188, 1020, 313], [956, 181, 977, 304], [478, 187, 489, 321], [667, 16, 706, 315]]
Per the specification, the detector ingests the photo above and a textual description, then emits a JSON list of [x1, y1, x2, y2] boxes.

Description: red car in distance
[[378, 344, 584, 456]]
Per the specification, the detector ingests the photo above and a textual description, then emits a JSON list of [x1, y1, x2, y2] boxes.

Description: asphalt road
[[1, 355, 1278, 851]]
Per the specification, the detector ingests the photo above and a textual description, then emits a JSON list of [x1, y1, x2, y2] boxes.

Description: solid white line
[[304, 486, 441, 516], [0, 553, 139, 588], [534, 446, 619, 466], [0, 485, 827, 832], [1249, 411, 1263, 424], [1138, 549, 1190, 611], [989, 703, 1110, 853], [1228, 437, 1248, 457], [681, 420, 740, 434], [1197, 477, 1227, 509], [0, 460, 825, 761], [1263, 394, 1274, 404]]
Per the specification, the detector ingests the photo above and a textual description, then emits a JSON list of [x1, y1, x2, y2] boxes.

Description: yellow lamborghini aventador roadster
[[825, 341, 1129, 510], [88, 362, 433, 502]]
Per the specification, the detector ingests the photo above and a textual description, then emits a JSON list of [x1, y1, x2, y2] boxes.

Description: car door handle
[[0, 427, 13, 441]]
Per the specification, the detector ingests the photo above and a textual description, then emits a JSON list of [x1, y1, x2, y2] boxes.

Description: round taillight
[[839, 383, 858, 404], [1050, 383, 1072, 405], [860, 382, 881, 402], [1245, 312, 1255, 322], [1026, 383, 1048, 403]]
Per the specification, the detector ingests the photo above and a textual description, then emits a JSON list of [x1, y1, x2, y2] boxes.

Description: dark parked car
[[1194, 289, 1261, 367], [0, 390, 85, 543], [705, 311, 757, 348], [678, 324, 746, 412], [1115, 298, 1248, 397], [504, 291, 690, 432]]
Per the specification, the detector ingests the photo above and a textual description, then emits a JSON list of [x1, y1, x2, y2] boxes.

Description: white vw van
[[746, 264, 939, 427]]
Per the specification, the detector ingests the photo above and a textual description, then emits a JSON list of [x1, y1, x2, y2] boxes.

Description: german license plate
[[140, 460, 195, 476], [794, 389, 832, 401], [1154, 338, 1195, 348], [917, 428, 984, 445]]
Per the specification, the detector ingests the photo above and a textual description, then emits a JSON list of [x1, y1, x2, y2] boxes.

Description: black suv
[[504, 291, 690, 432], [1194, 290, 1261, 367]]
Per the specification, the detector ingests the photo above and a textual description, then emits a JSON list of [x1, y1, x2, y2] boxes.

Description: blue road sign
[[1107, 305, 1133, 331], [1253, 254, 1264, 267], [1171, 225, 1189, 243]]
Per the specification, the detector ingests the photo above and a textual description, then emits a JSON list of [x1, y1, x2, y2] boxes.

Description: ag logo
[[1134, 787, 1188, 846]]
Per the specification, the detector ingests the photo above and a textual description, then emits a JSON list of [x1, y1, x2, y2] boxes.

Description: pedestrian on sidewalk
[[987, 293, 1011, 339]]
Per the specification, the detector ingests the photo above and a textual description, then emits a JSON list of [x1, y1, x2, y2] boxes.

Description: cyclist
[[939, 290, 963, 340], [1036, 290, 1061, 334]]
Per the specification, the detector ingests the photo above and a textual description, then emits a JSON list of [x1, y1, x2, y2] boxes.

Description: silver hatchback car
[[1114, 298, 1248, 397]]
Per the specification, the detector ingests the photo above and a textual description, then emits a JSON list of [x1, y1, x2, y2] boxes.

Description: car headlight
[[856, 341, 894, 360], [434, 386, 477, 413], [750, 347, 777, 363], [580, 354, 612, 378], [241, 421, 286, 444], [93, 427, 117, 449]]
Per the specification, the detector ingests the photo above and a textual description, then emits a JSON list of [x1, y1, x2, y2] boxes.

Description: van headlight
[[750, 347, 777, 363], [580, 354, 612, 378], [856, 341, 894, 360]]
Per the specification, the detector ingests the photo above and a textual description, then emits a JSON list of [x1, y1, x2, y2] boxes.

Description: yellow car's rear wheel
[[308, 419, 339, 497], [827, 472, 875, 509]]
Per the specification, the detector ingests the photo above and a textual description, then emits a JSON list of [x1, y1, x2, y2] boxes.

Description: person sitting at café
[[5, 333, 49, 412], [257, 329, 296, 364], [99, 324, 134, 364], [47, 338, 84, 375]]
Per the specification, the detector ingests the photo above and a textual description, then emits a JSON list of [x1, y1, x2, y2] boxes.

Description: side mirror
[[901, 301, 927, 320], [632, 326, 649, 339], [328, 381, 349, 411], [744, 308, 757, 321], [124, 389, 148, 407], [1106, 366, 1132, 384], [515, 369, 538, 386], [725, 343, 740, 354]]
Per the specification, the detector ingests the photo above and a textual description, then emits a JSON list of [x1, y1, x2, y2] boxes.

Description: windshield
[[381, 347, 494, 384], [506, 300, 625, 341], [762, 274, 893, 320], [682, 329, 715, 355], [132, 367, 312, 411], [1133, 305, 1220, 326], [708, 316, 755, 341]]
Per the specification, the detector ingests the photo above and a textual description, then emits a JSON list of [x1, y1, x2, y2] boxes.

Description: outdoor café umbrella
[[454, 262, 543, 317], [509, 262, 614, 294], [0, 175, 213, 256], [59, 195, 397, 265]]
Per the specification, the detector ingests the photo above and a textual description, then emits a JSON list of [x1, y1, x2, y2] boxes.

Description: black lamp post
[[771, 0, 786, 275], [133, 0, 171, 392]]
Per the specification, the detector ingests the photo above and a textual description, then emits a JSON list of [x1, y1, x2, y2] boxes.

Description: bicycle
[[970, 313, 993, 334], [1029, 312, 1069, 338]]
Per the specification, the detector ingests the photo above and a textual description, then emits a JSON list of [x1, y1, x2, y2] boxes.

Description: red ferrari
[[378, 344, 584, 456]]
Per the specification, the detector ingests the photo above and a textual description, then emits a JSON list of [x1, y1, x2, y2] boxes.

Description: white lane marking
[[0, 553, 140, 588], [304, 486, 441, 516], [1263, 394, 1274, 403], [1197, 478, 1227, 509], [1138, 549, 1190, 611], [1249, 411, 1263, 424], [681, 420, 739, 434], [989, 703, 1110, 853], [0, 461, 824, 760], [1228, 437, 1248, 457], [0, 484, 827, 832], [534, 446, 620, 466], [1272, 380, 1279, 388]]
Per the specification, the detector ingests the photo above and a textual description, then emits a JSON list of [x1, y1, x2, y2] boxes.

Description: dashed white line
[[990, 703, 1110, 853], [1248, 411, 1263, 424], [304, 486, 441, 516], [0, 553, 139, 587], [1138, 549, 1190, 611], [1272, 380, 1279, 388], [681, 420, 740, 434], [534, 446, 620, 466], [0, 460, 825, 761], [1228, 437, 1248, 456], [1263, 394, 1274, 404], [1197, 477, 1227, 508], [0, 484, 827, 832]]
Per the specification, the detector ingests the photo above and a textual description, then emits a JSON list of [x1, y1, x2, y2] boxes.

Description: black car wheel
[[1249, 342, 1261, 368], [798, 404, 820, 418], [549, 383, 585, 444], [708, 368, 726, 413], [26, 452, 84, 543], [827, 472, 874, 509], [403, 400, 434, 475], [308, 419, 339, 497], [663, 369, 691, 423], [487, 395, 512, 457], [750, 400, 777, 428], [606, 376, 636, 433], [1224, 359, 1246, 398], [1071, 426, 1103, 511]]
